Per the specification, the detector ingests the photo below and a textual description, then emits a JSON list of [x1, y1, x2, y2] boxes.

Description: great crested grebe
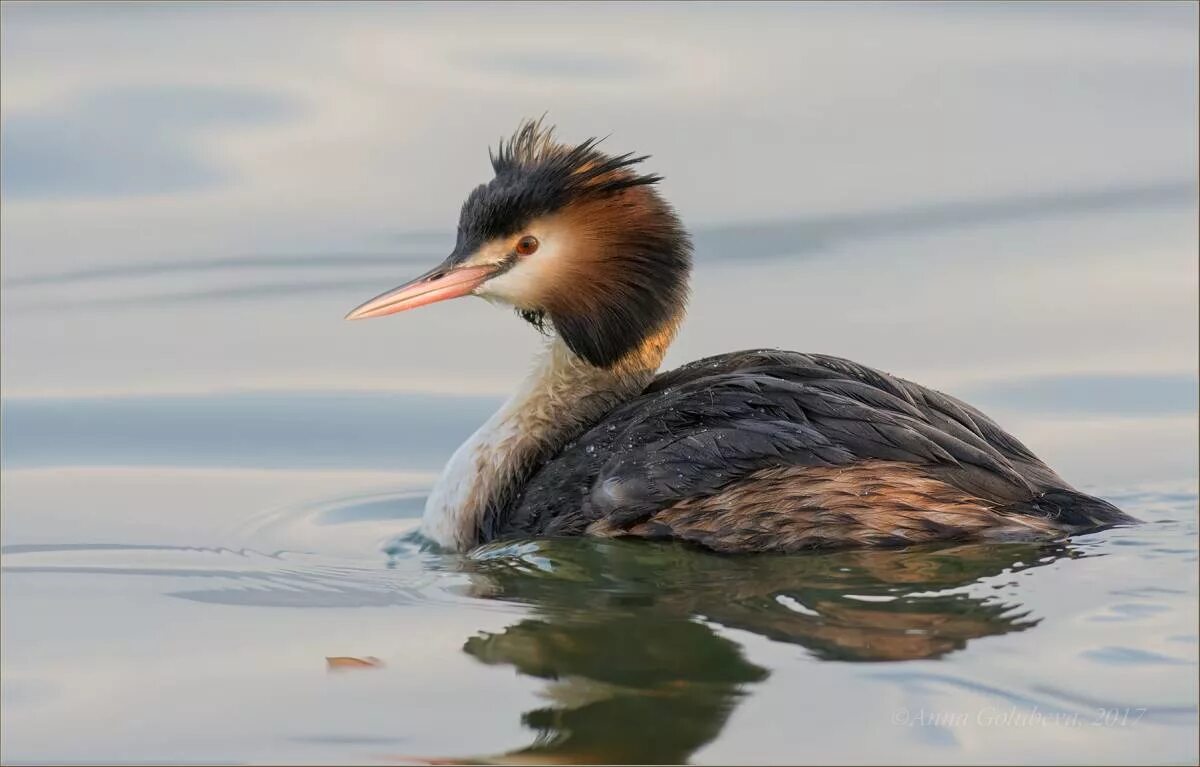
[[347, 119, 1136, 553]]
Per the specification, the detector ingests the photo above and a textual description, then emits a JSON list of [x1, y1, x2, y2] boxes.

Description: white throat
[[420, 334, 665, 551]]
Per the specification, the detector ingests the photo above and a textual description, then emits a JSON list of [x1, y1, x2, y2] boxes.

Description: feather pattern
[[478, 350, 1135, 548]]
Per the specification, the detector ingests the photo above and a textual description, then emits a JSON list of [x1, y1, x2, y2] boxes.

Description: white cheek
[[475, 237, 564, 306]]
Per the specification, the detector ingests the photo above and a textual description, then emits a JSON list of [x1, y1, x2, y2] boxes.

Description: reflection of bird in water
[[395, 539, 1073, 764], [348, 118, 1135, 554], [465, 615, 766, 766]]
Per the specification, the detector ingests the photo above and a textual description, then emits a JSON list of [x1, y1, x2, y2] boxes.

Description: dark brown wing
[[647, 350, 1058, 482]]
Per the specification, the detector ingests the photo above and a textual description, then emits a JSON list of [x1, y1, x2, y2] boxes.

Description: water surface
[[2, 2, 1197, 764]]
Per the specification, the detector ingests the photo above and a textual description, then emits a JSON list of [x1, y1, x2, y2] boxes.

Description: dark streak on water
[[3, 373, 1194, 473], [4, 180, 1195, 308]]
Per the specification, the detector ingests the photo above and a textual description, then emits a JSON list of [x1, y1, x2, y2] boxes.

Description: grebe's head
[[346, 118, 692, 368]]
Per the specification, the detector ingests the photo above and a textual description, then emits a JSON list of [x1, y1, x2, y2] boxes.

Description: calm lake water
[[2, 2, 1198, 764]]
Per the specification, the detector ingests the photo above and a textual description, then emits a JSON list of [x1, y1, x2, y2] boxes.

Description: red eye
[[515, 235, 539, 256]]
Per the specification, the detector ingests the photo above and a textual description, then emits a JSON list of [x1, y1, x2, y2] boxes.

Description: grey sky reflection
[[1, 86, 299, 199]]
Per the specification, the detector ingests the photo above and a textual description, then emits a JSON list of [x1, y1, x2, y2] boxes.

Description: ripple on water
[[1, 482, 479, 612], [1081, 646, 1195, 666], [232, 487, 430, 556], [1, 542, 447, 608], [1087, 603, 1173, 622]]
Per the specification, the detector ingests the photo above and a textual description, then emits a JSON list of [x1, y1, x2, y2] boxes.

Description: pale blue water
[[2, 2, 1198, 764]]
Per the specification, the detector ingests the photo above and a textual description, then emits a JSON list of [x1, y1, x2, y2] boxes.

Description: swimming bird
[[347, 119, 1135, 553]]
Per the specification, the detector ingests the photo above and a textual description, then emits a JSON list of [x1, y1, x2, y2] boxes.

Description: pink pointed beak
[[345, 263, 499, 320]]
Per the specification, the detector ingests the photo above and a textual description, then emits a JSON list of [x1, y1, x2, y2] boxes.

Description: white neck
[[421, 334, 668, 550]]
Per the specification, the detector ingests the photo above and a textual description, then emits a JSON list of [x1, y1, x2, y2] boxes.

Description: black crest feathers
[[488, 117, 663, 196]]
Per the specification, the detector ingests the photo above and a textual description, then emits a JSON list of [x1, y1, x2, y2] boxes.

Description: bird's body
[[427, 338, 1132, 553], [348, 119, 1135, 553]]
